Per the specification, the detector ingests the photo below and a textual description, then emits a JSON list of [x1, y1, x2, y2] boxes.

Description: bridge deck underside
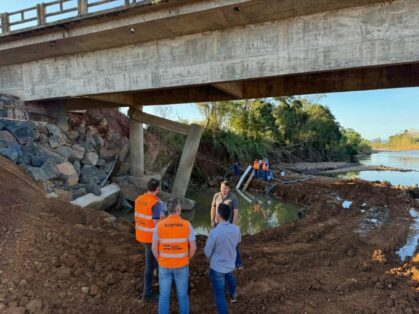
[[38, 62, 419, 110]]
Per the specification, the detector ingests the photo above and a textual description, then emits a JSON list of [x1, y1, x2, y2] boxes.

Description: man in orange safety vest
[[152, 198, 197, 314], [135, 178, 166, 302]]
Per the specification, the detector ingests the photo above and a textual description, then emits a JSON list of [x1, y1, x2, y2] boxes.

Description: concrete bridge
[[1, 0, 419, 196]]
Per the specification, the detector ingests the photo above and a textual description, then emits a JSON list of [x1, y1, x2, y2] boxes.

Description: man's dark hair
[[167, 198, 181, 214], [217, 203, 231, 221], [147, 178, 160, 192], [221, 180, 231, 188]]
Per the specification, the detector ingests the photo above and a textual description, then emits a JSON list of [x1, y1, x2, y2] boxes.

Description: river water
[[183, 189, 301, 236], [336, 150, 419, 186], [110, 188, 302, 236]]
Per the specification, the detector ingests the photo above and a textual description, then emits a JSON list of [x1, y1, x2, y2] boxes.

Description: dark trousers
[[254, 169, 259, 178], [143, 243, 157, 297], [235, 244, 242, 267]]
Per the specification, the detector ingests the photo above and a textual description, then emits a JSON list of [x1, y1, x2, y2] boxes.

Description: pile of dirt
[[0, 156, 418, 313]]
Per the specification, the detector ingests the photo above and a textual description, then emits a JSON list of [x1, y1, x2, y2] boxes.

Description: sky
[[2, 1, 419, 140]]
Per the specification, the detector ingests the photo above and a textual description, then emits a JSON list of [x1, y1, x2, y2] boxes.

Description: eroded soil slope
[[0, 156, 418, 313]]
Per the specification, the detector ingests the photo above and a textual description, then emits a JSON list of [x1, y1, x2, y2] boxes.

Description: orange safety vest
[[253, 160, 260, 170], [157, 216, 190, 269], [262, 162, 269, 171], [134, 193, 159, 243]]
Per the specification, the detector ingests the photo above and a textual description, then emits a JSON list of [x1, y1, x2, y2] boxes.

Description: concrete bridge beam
[[2, 0, 419, 102]]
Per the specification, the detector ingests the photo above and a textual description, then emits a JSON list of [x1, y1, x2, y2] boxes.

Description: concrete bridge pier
[[171, 124, 204, 197], [129, 106, 144, 177], [129, 109, 203, 197]]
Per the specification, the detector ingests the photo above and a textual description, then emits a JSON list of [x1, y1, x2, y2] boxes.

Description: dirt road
[[0, 156, 417, 313]]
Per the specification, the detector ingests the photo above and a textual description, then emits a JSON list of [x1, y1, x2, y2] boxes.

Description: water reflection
[[334, 151, 419, 186], [184, 189, 300, 236], [359, 151, 419, 171], [397, 208, 419, 261], [337, 170, 419, 186]]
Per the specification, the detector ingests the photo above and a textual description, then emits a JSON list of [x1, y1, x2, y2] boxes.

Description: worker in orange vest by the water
[[262, 160, 269, 180], [253, 159, 260, 178], [134, 178, 166, 302], [152, 198, 197, 314]]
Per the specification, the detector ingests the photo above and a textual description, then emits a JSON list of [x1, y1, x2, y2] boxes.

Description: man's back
[[204, 223, 241, 273]]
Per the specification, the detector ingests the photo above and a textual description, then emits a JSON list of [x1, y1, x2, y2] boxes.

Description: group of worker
[[252, 159, 272, 181], [135, 178, 241, 314]]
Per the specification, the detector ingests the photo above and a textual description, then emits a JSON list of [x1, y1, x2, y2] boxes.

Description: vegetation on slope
[[196, 97, 371, 163]]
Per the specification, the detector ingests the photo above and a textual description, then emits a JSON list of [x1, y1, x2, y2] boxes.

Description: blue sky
[[142, 88, 419, 140], [2, 1, 419, 140]]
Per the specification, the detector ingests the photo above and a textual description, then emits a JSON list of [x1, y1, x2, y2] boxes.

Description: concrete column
[[129, 106, 144, 176], [172, 124, 204, 197]]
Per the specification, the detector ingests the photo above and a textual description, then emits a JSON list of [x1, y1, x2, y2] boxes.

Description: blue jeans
[[143, 243, 157, 297], [158, 265, 189, 314], [209, 268, 236, 314], [235, 245, 242, 267]]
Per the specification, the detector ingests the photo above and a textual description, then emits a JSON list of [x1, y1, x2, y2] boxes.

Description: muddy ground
[[0, 156, 418, 313]]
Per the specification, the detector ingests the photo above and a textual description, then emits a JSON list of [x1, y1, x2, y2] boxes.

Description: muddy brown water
[[184, 189, 301, 235], [109, 188, 302, 236]]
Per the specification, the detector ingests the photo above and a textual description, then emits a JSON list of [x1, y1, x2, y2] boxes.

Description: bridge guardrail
[[0, 0, 143, 36]]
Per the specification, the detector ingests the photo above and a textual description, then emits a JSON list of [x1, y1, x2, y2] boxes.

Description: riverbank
[[0, 156, 418, 313], [278, 161, 416, 175]]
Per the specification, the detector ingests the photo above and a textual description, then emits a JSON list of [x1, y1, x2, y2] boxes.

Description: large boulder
[[69, 144, 85, 162], [0, 130, 16, 148], [66, 129, 79, 141], [57, 162, 79, 186], [20, 141, 46, 166], [73, 160, 81, 176], [40, 160, 60, 180], [3, 121, 35, 145], [49, 134, 66, 148], [86, 182, 102, 196], [37, 144, 66, 164], [99, 147, 118, 162], [26, 166, 48, 182], [55, 146, 73, 160], [80, 165, 107, 184], [46, 123, 63, 136], [71, 185, 87, 199], [82, 152, 99, 166], [0, 142, 22, 162], [46, 123, 67, 148]]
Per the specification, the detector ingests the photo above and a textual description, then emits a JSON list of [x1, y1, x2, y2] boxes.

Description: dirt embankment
[[0, 157, 418, 313]]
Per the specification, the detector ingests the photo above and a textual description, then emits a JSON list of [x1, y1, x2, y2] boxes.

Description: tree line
[[371, 130, 419, 150], [196, 97, 371, 163]]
